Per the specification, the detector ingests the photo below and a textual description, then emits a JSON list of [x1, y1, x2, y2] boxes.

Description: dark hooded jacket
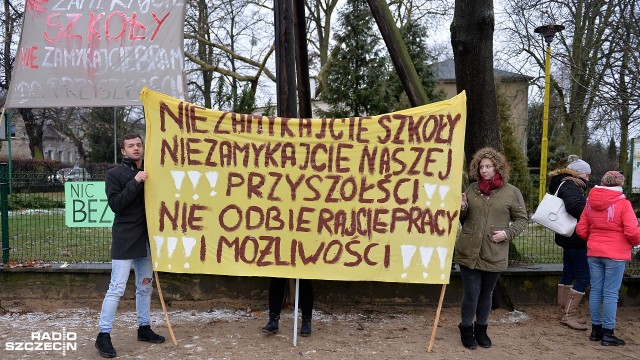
[[548, 168, 587, 248], [105, 157, 148, 259]]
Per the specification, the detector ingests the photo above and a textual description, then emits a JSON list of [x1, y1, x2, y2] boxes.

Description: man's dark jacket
[[106, 158, 148, 259], [548, 168, 587, 248]]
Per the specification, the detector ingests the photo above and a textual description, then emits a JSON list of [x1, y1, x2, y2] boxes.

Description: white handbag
[[531, 181, 577, 237]]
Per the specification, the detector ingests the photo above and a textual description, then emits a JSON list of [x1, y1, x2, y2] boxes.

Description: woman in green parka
[[455, 147, 528, 350]]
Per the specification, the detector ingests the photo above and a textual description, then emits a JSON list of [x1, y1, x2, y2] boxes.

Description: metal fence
[[2, 171, 112, 263], [2, 171, 640, 274]]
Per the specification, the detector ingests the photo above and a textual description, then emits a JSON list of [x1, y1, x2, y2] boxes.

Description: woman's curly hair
[[468, 146, 510, 183]]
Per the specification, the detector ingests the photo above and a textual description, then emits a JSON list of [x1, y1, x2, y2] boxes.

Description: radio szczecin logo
[[5, 328, 77, 355]]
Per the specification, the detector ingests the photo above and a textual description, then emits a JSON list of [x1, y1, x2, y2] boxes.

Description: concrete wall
[[3, 265, 640, 307]]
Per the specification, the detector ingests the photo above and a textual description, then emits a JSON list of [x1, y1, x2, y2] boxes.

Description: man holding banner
[[96, 134, 165, 358]]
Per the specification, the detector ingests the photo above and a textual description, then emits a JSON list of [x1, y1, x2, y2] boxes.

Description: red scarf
[[478, 172, 504, 196]]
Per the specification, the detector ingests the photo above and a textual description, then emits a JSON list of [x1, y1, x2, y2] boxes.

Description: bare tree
[[500, 0, 623, 157], [306, 0, 452, 99], [183, 0, 275, 110], [184, 0, 218, 109], [15, 107, 93, 161], [1, 0, 21, 153], [0, 0, 21, 94], [46, 107, 94, 164], [1, 0, 50, 159], [592, 0, 640, 175], [305, 0, 341, 98], [390, 0, 451, 27]]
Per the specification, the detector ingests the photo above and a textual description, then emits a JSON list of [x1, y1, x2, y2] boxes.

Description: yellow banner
[[141, 88, 466, 284]]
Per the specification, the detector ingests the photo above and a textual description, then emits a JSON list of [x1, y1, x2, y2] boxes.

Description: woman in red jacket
[[576, 171, 640, 346]]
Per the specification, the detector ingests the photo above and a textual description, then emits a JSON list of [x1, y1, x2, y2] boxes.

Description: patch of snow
[[9, 209, 65, 216], [499, 309, 530, 323]]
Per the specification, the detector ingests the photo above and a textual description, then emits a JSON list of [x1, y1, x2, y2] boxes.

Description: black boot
[[458, 323, 477, 349], [589, 324, 603, 341], [300, 316, 312, 337], [473, 322, 492, 348], [95, 332, 117, 358], [262, 313, 280, 334], [601, 328, 625, 346], [137, 325, 165, 344]]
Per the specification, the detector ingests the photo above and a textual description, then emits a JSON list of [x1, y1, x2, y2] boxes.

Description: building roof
[[43, 124, 65, 141], [432, 58, 533, 82]]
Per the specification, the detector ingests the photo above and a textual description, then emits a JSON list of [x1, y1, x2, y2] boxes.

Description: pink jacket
[[576, 186, 640, 261]]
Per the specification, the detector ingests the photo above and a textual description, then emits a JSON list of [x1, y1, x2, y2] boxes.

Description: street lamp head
[[535, 24, 565, 44]]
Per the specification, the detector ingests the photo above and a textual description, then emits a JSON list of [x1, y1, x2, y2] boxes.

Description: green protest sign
[[65, 182, 114, 227]]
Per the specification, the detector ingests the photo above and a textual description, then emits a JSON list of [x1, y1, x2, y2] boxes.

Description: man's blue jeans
[[98, 245, 153, 333], [588, 256, 626, 329]]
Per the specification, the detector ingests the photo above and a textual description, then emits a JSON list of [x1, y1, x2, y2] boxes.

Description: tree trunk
[[367, 0, 428, 106], [451, 0, 502, 157], [619, 97, 630, 183], [618, 30, 631, 180], [452, 0, 512, 310], [197, 0, 213, 109], [274, 0, 298, 119], [293, 0, 312, 118], [19, 108, 44, 159]]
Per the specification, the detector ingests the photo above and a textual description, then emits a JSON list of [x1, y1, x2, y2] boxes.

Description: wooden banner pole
[[154, 271, 178, 346], [428, 284, 447, 352]]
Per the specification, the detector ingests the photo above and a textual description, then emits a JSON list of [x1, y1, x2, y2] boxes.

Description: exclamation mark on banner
[[153, 236, 164, 268], [182, 236, 196, 269], [187, 171, 202, 200], [437, 247, 449, 280], [438, 185, 450, 207], [171, 170, 185, 198], [400, 245, 417, 279], [167, 237, 178, 270], [423, 183, 437, 206], [205, 171, 219, 196], [419, 247, 434, 279]]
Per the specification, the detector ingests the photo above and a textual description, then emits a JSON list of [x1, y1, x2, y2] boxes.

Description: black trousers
[[459, 265, 501, 326], [268, 278, 313, 318]]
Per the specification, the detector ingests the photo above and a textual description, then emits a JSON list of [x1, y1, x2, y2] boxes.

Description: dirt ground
[[1, 298, 639, 360]]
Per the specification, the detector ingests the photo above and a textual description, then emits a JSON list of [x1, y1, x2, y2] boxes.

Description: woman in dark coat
[[548, 155, 591, 331]]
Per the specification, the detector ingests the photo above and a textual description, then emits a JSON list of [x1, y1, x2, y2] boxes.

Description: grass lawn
[[7, 209, 112, 263]]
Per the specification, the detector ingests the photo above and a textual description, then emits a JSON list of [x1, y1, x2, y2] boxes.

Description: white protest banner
[[5, 0, 187, 108]]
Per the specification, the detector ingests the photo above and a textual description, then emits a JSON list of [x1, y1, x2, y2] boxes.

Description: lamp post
[[535, 24, 564, 203]]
